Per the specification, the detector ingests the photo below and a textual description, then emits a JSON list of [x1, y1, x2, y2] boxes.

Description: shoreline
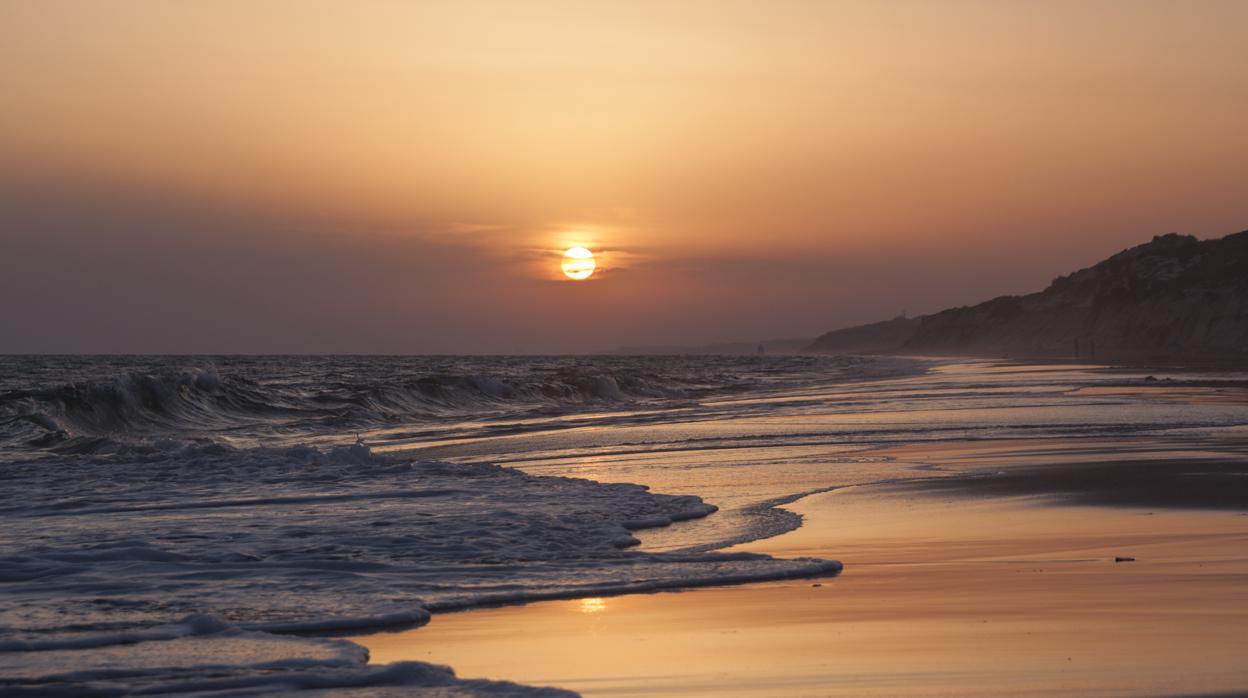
[[354, 435, 1248, 696]]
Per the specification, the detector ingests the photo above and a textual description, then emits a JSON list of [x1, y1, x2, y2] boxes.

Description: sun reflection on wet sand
[[579, 598, 607, 614]]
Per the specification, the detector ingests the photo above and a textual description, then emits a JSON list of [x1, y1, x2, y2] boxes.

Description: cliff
[[809, 230, 1248, 362]]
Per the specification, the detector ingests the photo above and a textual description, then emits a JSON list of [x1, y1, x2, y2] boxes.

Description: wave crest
[[0, 355, 895, 460]]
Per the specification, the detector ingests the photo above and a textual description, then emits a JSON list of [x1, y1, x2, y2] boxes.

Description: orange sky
[[2, 1, 1246, 352]]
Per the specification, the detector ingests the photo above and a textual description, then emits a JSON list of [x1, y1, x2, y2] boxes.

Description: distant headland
[[809, 230, 1248, 362]]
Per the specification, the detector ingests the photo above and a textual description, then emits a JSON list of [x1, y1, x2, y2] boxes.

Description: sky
[[2, 0, 1246, 353]]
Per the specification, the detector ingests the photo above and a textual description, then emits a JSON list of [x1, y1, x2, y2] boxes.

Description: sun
[[561, 247, 596, 280]]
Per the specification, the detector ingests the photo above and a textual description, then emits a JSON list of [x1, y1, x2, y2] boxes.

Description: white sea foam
[[1, 614, 575, 696], [0, 441, 839, 694]]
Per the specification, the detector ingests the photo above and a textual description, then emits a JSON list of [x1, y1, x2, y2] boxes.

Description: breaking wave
[[0, 355, 904, 460]]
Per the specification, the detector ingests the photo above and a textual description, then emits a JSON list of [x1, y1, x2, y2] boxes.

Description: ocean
[[2, 355, 1245, 694]]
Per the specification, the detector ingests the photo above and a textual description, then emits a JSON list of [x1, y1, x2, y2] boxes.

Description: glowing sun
[[561, 247, 596, 280]]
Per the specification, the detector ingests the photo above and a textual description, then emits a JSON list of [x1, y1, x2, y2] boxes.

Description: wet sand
[[357, 438, 1248, 696]]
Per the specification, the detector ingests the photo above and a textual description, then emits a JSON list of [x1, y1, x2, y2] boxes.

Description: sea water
[[2, 355, 1244, 695]]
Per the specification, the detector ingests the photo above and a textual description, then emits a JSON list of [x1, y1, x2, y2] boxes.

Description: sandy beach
[[359, 437, 1248, 696]]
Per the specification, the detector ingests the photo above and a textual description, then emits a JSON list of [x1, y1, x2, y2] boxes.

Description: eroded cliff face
[[809, 231, 1248, 362], [905, 232, 1248, 361]]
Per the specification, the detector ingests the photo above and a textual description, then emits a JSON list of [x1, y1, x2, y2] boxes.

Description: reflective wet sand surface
[[360, 442, 1248, 696], [357, 365, 1248, 696]]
